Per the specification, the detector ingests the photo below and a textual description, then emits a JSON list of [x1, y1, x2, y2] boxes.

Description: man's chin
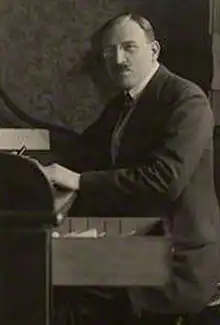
[[115, 76, 134, 90]]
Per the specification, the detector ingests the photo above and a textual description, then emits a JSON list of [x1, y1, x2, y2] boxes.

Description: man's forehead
[[102, 18, 147, 47]]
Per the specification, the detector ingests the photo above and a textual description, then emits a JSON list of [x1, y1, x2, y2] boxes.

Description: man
[[45, 13, 220, 325]]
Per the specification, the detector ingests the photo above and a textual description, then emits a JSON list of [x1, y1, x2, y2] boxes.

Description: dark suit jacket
[[66, 65, 220, 313]]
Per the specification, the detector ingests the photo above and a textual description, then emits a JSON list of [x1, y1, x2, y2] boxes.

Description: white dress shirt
[[128, 62, 159, 100]]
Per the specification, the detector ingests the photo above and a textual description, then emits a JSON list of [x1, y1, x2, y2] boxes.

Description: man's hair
[[91, 12, 156, 55]]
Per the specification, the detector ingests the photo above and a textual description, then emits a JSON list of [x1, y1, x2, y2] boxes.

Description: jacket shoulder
[[149, 66, 213, 133], [161, 68, 209, 102]]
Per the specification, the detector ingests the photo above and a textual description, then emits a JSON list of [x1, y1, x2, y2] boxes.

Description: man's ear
[[152, 40, 160, 60]]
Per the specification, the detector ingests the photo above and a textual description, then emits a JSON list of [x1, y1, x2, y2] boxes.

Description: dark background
[[0, 0, 212, 132]]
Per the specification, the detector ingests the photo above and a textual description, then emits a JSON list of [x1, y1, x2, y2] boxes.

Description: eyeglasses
[[102, 41, 140, 59]]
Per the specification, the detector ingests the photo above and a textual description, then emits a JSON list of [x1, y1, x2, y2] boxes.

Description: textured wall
[[0, 0, 211, 131], [0, 0, 161, 132]]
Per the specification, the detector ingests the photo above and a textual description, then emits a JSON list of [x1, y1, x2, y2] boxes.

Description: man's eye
[[123, 43, 138, 52]]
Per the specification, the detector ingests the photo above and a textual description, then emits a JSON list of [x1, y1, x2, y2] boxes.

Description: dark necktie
[[122, 91, 134, 114], [111, 92, 135, 164]]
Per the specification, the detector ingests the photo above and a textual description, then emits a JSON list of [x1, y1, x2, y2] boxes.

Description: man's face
[[102, 18, 159, 90]]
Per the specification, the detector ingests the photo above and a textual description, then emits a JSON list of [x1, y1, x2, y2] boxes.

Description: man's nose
[[115, 46, 125, 64]]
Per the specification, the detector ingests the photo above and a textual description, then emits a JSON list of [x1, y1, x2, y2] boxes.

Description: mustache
[[114, 64, 131, 72]]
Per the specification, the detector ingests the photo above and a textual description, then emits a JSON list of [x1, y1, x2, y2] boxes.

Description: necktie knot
[[123, 92, 134, 112]]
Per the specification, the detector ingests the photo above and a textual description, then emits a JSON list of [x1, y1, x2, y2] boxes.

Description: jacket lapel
[[115, 65, 171, 164]]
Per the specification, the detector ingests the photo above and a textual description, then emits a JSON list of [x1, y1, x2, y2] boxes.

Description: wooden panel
[[65, 217, 160, 236], [213, 0, 220, 33], [52, 236, 170, 286], [212, 90, 220, 124], [212, 33, 220, 90], [214, 126, 220, 203], [70, 217, 90, 232]]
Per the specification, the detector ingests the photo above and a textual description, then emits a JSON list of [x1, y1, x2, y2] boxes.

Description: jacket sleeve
[[75, 89, 214, 216]]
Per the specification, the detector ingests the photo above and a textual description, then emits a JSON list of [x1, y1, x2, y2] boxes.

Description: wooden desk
[[0, 225, 170, 325], [0, 150, 169, 324], [52, 236, 170, 286], [0, 152, 76, 325]]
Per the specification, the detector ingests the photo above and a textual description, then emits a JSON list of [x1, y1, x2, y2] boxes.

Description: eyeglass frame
[[102, 40, 153, 60]]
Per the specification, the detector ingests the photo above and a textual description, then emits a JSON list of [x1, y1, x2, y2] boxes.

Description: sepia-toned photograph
[[0, 0, 219, 324]]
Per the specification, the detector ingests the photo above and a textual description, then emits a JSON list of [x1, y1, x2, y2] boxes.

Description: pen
[[16, 145, 27, 156]]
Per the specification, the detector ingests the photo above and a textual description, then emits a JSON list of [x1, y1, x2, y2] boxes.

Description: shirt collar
[[127, 62, 160, 100]]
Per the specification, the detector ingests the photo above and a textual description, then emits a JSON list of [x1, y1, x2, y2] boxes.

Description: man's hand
[[17, 155, 80, 190], [43, 163, 81, 190]]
